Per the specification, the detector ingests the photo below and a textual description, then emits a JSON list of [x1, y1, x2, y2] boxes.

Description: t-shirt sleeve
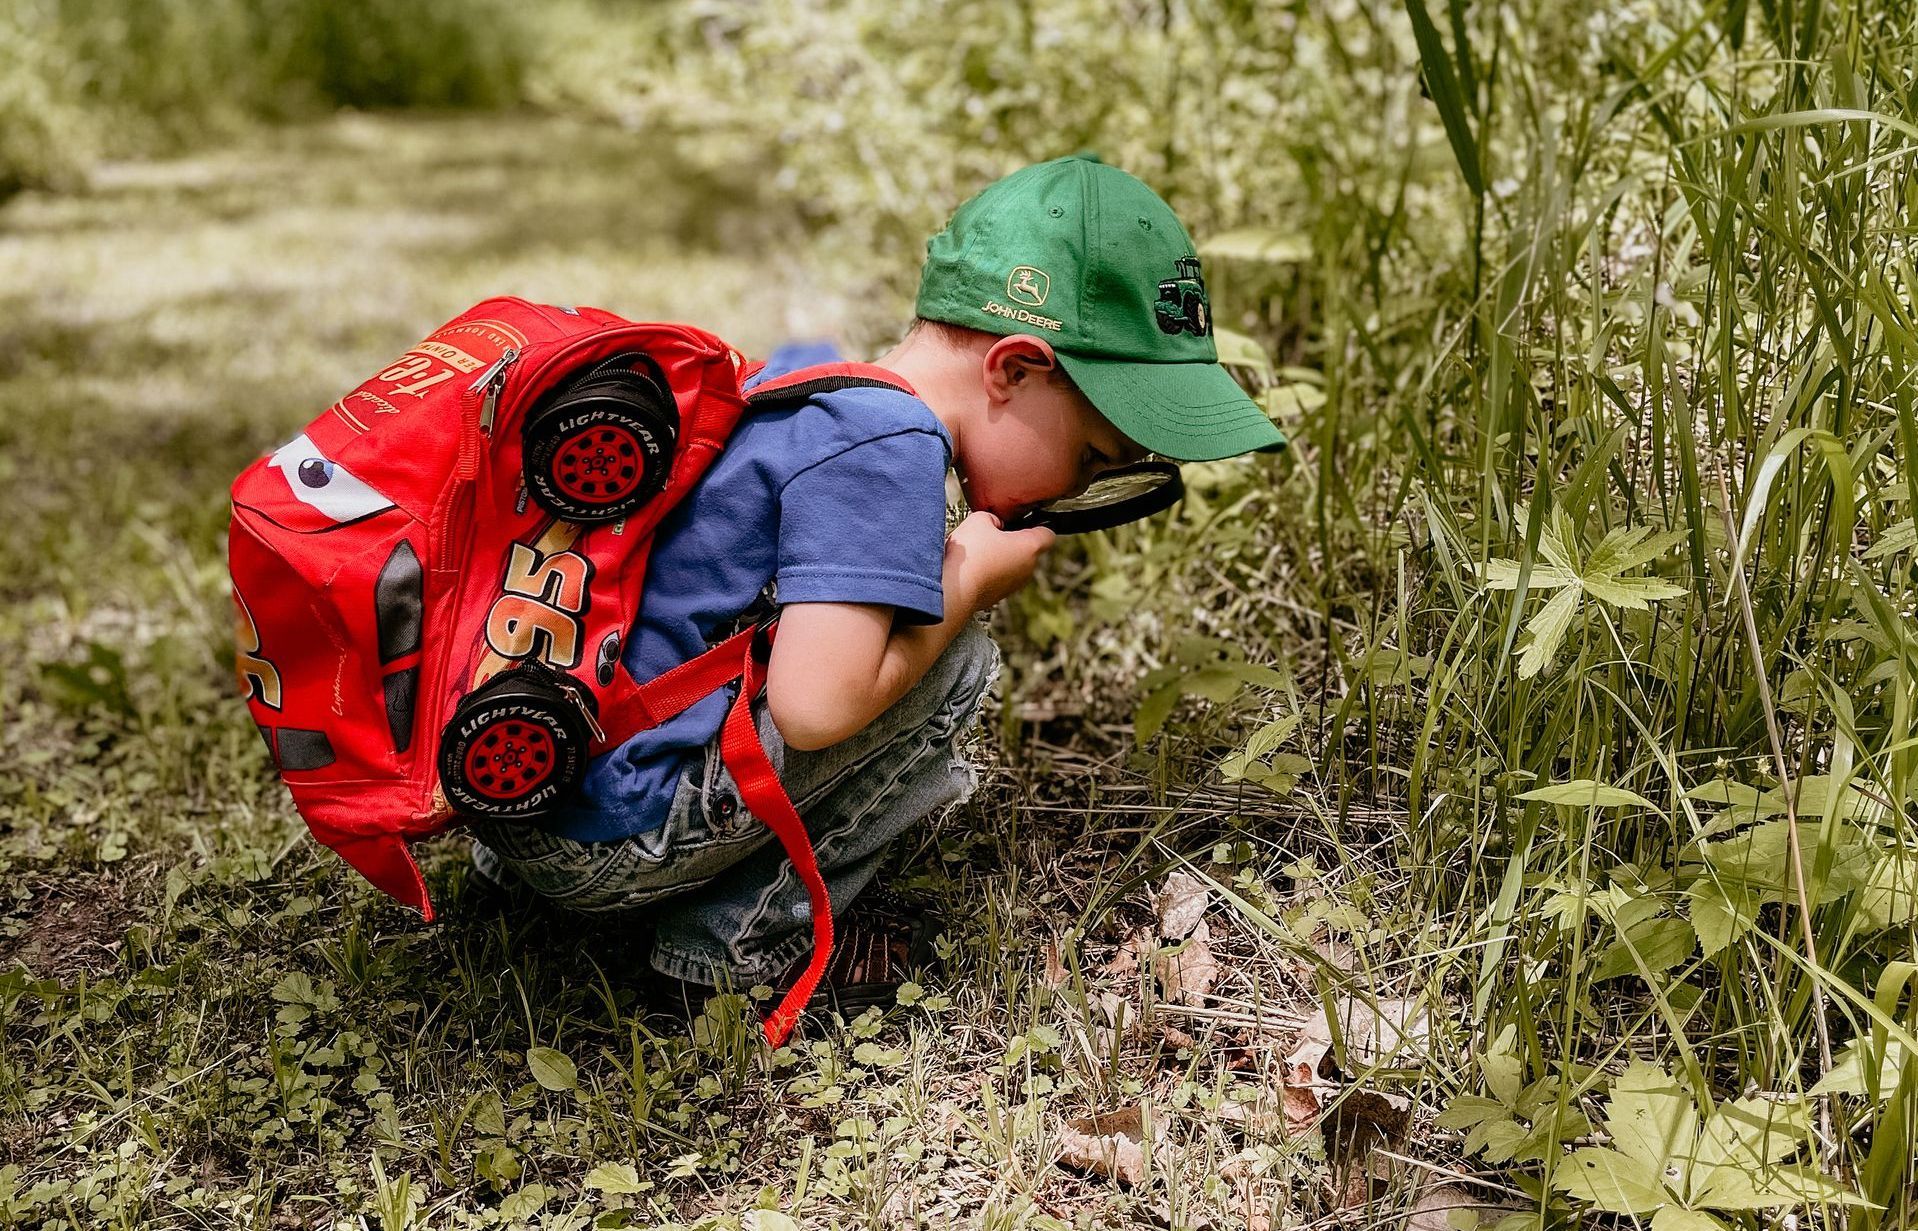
[[775, 429, 950, 625]]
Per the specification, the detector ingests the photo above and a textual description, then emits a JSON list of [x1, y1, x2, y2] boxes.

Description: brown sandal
[[794, 905, 935, 1013], [642, 899, 937, 1020]]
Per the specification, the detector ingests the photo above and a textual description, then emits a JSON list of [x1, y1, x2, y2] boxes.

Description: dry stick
[[1713, 466, 1836, 1152]]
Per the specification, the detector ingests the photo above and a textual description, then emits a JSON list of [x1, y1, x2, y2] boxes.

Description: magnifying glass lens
[[1003, 461, 1184, 535]]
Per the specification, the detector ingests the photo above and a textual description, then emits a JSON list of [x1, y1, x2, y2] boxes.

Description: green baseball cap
[[915, 154, 1286, 462]]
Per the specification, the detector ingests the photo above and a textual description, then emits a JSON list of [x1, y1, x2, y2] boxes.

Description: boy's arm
[[765, 512, 1053, 751]]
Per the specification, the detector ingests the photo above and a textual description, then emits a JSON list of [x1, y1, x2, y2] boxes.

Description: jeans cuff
[[650, 930, 813, 989]]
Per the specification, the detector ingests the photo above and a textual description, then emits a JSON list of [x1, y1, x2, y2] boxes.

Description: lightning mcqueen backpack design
[[228, 297, 913, 1044]]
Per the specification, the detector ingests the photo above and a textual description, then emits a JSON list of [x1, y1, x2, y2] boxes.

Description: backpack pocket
[[229, 433, 433, 794]]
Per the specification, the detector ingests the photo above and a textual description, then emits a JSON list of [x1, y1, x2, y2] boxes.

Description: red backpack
[[227, 297, 913, 1044]]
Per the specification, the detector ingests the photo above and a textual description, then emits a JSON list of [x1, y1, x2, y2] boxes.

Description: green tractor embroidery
[[1154, 256, 1211, 337]]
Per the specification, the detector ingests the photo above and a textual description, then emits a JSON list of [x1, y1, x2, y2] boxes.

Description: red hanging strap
[[718, 627, 834, 1047], [603, 620, 830, 1046]]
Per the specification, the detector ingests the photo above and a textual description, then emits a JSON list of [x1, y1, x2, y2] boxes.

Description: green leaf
[[1483, 1049, 1524, 1105], [1402, 0, 1483, 194], [1691, 1163, 1867, 1209], [1852, 848, 1918, 931], [1134, 681, 1182, 743], [584, 1162, 650, 1195], [1863, 516, 1916, 560], [1687, 881, 1760, 957], [497, 1183, 554, 1220], [1554, 1145, 1670, 1213], [1474, 1117, 1532, 1163], [1811, 1038, 1910, 1098], [1519, 779, 1656, 810], [1581, 574, 1691, 609], [1587, 526, 1689, 575], [526, 1046, 577, 1092], [1651, 1209, 1727, 1231], [1605, 1061, 1699, 1173], [1214, 327, 1273, 384], [1435, 1094, 1508, 1130], [750, 1213, 802, 1231], [1590, 916, 1697, 982], [1517, 584, 1581, 677], [1477, 559, 1578, 590], [1691, 1095, 1811, 1176]]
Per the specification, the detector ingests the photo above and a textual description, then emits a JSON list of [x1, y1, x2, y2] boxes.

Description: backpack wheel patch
[[438, 661, 592, 819], [522, 355, 676, 524]]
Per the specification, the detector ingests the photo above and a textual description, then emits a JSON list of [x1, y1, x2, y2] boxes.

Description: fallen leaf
[[1081, 990, 1129, 1054], [1042, 937, 1069, 987], [1153, 919, 1219, 1005], [1057, 1105, 1154, 1186], [1406, 1183, 1523, 1230], [1310, 931, 1357, 970], [1218, 1150, 1278, 1231], [1326, 1087, 1412, 1145], [1159, 1023, 1196, 1051], [1292, 995, 1431, 1073], [1280, 1057, 1324, 1135], [1280, 993, 1429, 1149], [1104, 929, 1149, 979], [1157, 871, 1211, 939]]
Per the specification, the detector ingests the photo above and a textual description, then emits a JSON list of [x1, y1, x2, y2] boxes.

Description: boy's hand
[[946, 511, 1055, 613]]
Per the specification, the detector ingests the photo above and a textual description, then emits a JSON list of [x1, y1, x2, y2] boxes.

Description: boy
[[468, 154, 1284, 1006]]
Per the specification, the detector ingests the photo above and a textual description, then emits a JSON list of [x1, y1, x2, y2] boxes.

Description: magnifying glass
[[1002, 460, 1185, 535]]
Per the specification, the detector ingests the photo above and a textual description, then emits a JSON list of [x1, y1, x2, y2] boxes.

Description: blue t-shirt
[[543, 342, 952, 842]]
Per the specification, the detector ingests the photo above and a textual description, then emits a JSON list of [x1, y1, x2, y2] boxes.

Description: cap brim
[[1054, 351, 1288, 462]]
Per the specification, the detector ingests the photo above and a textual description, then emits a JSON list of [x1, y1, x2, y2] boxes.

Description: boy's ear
[[982, 333, 1059, 395]]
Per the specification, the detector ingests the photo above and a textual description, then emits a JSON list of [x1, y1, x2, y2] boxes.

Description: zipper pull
[[457, 348, 518, 480], [470, 347, 520, 435]]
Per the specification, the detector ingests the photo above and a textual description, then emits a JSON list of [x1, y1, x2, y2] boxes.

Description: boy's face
[[958, 334, 1149, 522]]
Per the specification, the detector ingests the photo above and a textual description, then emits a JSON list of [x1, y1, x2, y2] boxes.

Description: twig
[[1713, 466, 1835, 1144]]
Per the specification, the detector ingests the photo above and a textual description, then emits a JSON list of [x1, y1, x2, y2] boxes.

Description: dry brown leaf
[[1156, 871, 1211, 939], [1291, 995, 1431, 1073], [1310, 931, 1358, 970], [1219, 1149, 1278, 1231], [1280, 1057, 1323, 1136], [1153, 919, 1219, 1005], [1056, 1105, 1153, 1186], [1082, 990, 1129, 1054], [1326, 1087, 1412, 1145], [1042, 937, 1069, 987], [1406, 1182, 1522, 1230], [1103, 929, 1148, 979]]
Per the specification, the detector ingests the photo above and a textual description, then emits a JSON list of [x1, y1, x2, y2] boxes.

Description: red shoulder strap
[[594, 622, 828, 1048], [745, 362, 918, 406]]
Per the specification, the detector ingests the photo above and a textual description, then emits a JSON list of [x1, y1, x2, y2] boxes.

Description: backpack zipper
[[457, 347, 519, 480], [420, 324, 727, 819]]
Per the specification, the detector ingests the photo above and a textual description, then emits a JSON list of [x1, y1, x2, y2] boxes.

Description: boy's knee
[[929, 621, 999, 728]]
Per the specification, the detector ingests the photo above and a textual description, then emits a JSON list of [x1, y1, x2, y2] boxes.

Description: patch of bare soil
[[2, 868, 147, 980]]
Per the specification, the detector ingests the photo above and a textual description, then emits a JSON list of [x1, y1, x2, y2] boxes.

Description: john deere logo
[[1154, 256, 1211, 337], [1007, 266, 1050, 307]]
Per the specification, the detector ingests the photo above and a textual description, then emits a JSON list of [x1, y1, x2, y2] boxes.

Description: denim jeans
[[467, 621, 1000, 987]]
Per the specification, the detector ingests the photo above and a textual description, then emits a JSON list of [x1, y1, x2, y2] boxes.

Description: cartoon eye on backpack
[[226, 298, 912, 1044]]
